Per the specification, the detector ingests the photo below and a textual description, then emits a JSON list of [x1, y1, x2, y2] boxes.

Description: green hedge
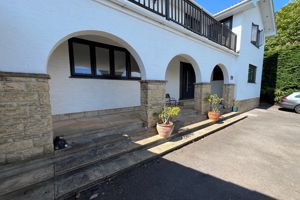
[[261, 44, 300, 102]]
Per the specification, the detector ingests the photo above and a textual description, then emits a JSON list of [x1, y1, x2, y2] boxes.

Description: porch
[[52, 100, 207, 150]]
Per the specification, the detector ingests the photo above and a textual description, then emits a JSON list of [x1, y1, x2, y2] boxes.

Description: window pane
[[73, 43, 92, 75], [130, 55, 141, 78], [95, 47, 110, 76], [114, 50, 127, 78], [221, 17, 233, 30], [248, 65, 256, 83], [258, 30, 264, 47], [251, 24, 258, 43]]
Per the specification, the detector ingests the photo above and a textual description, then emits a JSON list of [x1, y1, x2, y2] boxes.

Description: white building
[[0, 0, 276, 114], [0, 0, 276, 198]]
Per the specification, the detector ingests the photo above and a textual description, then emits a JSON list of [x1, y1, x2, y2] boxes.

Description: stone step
[[53, 112, 144, 142], [0, 112, 242, 200], [54, 112, 238, 178], [55, 113, 247, 199], [54, 130, 160, 175]]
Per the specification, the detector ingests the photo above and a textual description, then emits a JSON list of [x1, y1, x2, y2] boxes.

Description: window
[[248, 64, 257, 83], [68, 38, 141, 80], [95, 47, 110, 76], [130, 55, 141, 78], [114, 50, 127, 78], [72, 43, 92, 75], [251, 23, 263, 48], [220, 16, 233, 30]]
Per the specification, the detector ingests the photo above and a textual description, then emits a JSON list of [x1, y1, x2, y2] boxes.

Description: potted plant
[[207, 94, 223, 120], [156, 106, 181, 138], [232, 99, 238, 112]]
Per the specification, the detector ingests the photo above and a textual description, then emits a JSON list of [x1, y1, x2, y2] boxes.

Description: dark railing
[[128, 0, 237, 51]]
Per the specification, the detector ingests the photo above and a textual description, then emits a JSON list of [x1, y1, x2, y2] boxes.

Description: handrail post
[[221, 24, 224, 46], [165, 0, 170, 20], [234, 34, 237, 52]]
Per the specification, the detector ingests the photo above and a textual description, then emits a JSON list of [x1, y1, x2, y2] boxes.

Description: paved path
[[77, 106, 300, 200]]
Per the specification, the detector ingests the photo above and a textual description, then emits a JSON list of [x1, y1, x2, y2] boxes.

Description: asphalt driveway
[[76, 105, 300, 200]]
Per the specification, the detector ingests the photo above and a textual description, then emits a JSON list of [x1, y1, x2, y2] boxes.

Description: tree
[[261, 0, 300, 102], [265, 0, 300, 51]]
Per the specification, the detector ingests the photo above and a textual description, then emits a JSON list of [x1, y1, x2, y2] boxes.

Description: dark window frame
[[248, 64, 257, 84], [68, 38, 141, 80], [251, 23, 263, 48], [220, 16, 233, 30]]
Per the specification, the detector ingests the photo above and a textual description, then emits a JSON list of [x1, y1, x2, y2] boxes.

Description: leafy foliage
[[265, 0, 300, 51], [158, 106, 181, 124], [262, 44, 300, 102], [207, 94, 223, 113], [262, 0, 300, 102]]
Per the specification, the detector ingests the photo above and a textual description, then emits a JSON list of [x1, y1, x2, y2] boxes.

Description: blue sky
[[195, 0, 290, 14]]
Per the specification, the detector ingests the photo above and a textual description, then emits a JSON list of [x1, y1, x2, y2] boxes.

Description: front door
[[180, 62, 196, 100]]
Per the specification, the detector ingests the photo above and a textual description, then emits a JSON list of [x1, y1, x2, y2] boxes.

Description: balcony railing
[[128, 0, 237, 51]]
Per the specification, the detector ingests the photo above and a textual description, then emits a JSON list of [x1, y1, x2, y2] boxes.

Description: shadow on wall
[[73, 158, 275, 200]]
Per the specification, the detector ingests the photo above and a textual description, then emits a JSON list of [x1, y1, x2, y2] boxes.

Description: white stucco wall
[[48, 40, 140, 115], [232, 7, 265, 100], [0, 0, 267, 112]]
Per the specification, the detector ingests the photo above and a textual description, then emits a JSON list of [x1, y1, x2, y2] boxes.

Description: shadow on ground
[[278, 107, 296, 113], [69, 158, 275, 200]]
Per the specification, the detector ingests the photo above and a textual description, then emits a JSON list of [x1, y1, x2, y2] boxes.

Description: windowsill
[[69, 75, 141, 81], [251, 41, 261, 49], [247, 82, 256, 84]]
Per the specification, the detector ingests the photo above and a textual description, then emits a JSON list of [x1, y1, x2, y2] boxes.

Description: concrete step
[[55, 113, 247, 199]]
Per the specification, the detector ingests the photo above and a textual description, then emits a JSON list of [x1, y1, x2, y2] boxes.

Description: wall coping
[[194, 82, 211, 86], [0, 71, 50, 79], [140, 80, 167, 83], [223, 83, 236, 86]]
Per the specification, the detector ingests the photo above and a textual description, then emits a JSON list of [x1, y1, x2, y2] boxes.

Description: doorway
[[180, 62, 196, 100]]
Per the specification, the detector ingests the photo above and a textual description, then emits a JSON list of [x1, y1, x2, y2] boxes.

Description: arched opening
[[47, 32, 144, 116], [165, 55, 199, 101], [211, 65, 225, 97]]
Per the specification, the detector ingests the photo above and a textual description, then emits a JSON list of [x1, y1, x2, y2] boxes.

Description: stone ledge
[[0, 71, 50, 79], [140, 80, 167, 84], [194, 82, 211, 86]]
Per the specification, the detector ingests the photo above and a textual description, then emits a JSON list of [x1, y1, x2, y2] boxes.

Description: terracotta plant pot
[[208, 111, 221, 120], [156, 122, 174, 138]]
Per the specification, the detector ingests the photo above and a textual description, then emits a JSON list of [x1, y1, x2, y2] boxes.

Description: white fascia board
[[258, 0, 277, 37], [214, 0, 255, 21]]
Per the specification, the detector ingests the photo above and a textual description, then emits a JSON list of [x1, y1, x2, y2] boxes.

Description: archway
[[47, 32, 144, 115], [211, 65, 225, 97], [165, 55, 200, 101]]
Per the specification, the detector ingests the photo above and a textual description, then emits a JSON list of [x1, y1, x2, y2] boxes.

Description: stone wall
[[52, 106, 141, 122], [140, 80, 166, 127], [223, 84, 235, 107], [194, 83, 211, 114], [235, 97, 260, 112], [0, 72, 53, 164]]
